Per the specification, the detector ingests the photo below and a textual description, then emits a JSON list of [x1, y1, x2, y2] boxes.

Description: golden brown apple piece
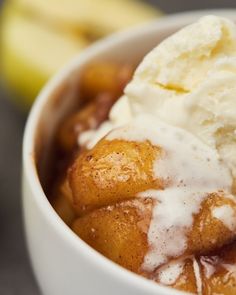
[[69, 139, 162, 214], [155, 258, 198, 294], [148, 192, 236, 264], [72, 198, 153, 273], [200, 242, 236, 295], [188, 193, 236, 255], [79, 63, 134, 101], [171, 259, 198, 294]]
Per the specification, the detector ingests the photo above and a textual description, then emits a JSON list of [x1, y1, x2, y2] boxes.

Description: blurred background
[[0, 0, 236, 294]]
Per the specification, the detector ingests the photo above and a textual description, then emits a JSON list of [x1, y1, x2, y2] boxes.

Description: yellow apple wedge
[[0, 4, 88, 109], [12, 0, 162, 36]]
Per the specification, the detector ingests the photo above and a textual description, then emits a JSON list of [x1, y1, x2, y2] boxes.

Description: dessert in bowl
[[23, 11, 236, 295]]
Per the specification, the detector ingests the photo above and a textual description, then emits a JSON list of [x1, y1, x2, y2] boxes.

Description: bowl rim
[[23, 9, 236, 295]]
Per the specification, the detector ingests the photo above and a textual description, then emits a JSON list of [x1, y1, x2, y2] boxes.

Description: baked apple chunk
[[72, 198, 153, 273], [69, 139, 162, 214]]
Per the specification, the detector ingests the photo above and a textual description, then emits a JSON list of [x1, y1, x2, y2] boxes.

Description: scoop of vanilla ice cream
[[124, 15, 236, 182]]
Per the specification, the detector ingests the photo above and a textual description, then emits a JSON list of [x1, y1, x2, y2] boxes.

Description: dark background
[[1, 0, 236, 294]]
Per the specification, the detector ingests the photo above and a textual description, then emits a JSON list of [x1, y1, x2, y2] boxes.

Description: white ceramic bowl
[[23, 10, 236, 295]]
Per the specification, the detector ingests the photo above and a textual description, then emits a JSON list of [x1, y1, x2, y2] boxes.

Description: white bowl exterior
[[23, 10, 236, 295]]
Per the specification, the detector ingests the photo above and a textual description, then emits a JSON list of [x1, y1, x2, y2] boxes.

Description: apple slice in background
[[0, 4, 88, 109], [12, 0, 161, 35]]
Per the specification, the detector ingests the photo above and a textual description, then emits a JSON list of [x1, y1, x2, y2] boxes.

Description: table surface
[[1, 0, 236, 294]]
